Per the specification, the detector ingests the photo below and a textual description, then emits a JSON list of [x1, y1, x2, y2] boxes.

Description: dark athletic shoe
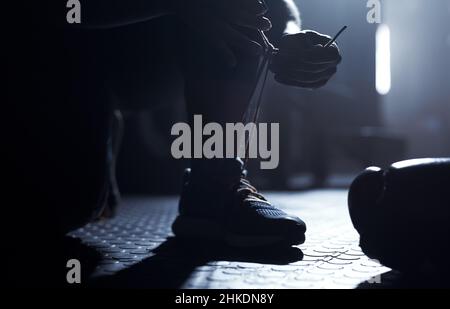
[[172, 159, 306, 247]]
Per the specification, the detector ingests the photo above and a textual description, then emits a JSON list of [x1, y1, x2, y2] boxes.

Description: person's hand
[[271, 30, 342, 89], [169, 0, 272, 67]]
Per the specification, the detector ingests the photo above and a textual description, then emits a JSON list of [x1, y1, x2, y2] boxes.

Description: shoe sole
[[172, 216, 305, 248]]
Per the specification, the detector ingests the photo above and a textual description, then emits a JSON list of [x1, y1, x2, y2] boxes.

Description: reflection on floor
[[69, 190, 397, 289]]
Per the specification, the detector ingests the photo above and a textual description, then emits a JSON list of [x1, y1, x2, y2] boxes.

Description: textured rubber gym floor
[[69, 190, 400, 288]]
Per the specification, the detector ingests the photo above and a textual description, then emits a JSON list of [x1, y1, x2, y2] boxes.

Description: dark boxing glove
[[348, 158, 450, 274]]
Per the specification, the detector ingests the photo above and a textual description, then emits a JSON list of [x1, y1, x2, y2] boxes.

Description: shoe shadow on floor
[[90, 237, 304, 288]]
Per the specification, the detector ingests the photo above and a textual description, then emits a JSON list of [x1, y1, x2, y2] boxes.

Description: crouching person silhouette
[[9, 0, 343, 286], [67, 0, 341, 248]]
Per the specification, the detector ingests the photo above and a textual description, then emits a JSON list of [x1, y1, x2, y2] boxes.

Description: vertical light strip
[[376, 24, 391, 95]]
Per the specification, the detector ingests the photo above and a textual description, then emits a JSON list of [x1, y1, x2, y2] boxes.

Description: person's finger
[[304, 45, 342, 64], [272, 55, 337, 73], [274, 75, 330, 89], [304, 30, 332, 45], [274, 77, 329, 89], [279, 33, 314, 51], [273, 67, 337, 84]]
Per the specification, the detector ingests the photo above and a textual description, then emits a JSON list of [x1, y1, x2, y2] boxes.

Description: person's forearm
[[81, 0, 178, 29]]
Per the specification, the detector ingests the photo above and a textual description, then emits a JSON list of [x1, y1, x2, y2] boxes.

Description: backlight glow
[[376, 24, 391, 95]]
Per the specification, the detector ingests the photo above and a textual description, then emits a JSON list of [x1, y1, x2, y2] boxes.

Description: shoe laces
[[235, 177, 267, 202]]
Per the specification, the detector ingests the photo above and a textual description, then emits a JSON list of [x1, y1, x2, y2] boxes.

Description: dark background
[[113, 0, 450, 194]]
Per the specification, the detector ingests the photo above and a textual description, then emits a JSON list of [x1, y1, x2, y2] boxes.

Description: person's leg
[[172, 19, 306, 247], [97, 16, 186, 212]]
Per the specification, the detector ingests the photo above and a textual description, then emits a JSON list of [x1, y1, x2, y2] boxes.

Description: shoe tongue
[[190, 158, 245, 187]]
